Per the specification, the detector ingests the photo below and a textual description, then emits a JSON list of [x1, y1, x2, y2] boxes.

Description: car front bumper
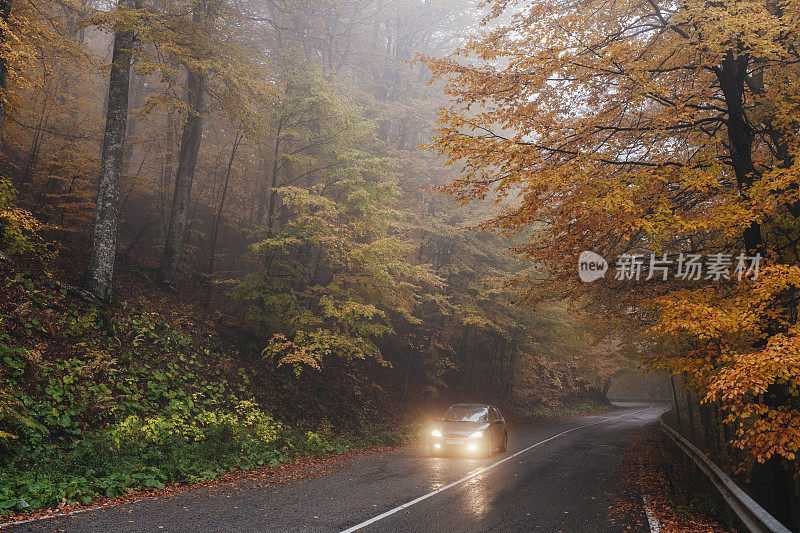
[[430, 437, 487, 454]]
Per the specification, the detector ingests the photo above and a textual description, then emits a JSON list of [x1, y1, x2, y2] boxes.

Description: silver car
[[429, 403, 508, 457]]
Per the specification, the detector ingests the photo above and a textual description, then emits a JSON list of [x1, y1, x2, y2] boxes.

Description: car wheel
[[499, 431, 508, 453]]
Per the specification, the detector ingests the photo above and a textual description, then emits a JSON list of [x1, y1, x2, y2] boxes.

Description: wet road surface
[[4, 402, 668, 532]]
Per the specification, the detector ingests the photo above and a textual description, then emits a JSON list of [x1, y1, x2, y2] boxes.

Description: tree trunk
[[203, 131, 240, 307], [716, 50, 763, 254], [670, 374, 683, 434], [266, 118, 283, 232], [254, 153, 268, 224], [750, 457, 800, 531], [160, 110, 176, 241], [683, 372, 699, 444], [83, 1, 135, 301], [157, 67, 205, 284], [698, 402, 714, 451], [600, 377, 611, 398], [123, 69, 146, 163]]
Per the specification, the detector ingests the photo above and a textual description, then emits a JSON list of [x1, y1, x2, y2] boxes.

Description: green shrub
[[0, 294, 414, 517], [2, 403, 296, 514]]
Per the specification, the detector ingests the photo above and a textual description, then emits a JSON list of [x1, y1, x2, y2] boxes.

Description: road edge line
[[643, 495, 661, 533]]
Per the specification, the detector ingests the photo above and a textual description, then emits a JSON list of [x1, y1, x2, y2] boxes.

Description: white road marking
[[339, 405, 654, 533], [643, 495, 661, 532]]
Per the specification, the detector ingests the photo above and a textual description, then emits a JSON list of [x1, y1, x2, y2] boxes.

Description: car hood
[[439, 421, 489, 437]]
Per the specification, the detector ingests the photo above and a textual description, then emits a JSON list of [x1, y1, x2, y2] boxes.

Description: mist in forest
[[5, 0, 795, 527]]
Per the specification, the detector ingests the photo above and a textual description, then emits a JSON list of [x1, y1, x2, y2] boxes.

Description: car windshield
[[441, 405, 489, 422]]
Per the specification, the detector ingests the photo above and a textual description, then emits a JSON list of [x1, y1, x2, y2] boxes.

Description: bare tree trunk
[[698, 401, 713, 451], [83, 0, 135, 301], [683, 374, 698, 444], [686, 392, 699, 444], [159, 110, 176, 240], [266, 119, 283, 232], [254, 153, 268, 224], [203, 131, 240, 307], [157, 67, 205, 284]]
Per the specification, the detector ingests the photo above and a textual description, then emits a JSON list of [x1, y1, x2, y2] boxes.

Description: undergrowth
[[0, 271, 412, 516]]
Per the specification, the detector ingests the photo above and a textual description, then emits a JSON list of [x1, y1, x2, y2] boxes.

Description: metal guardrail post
[[659, 419, 792, 533]]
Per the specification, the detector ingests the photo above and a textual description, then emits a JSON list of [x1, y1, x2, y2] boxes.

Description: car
[[429, 403, 508, 457]]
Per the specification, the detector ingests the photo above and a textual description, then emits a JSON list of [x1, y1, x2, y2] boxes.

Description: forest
[[0, 0, 621, 516], [1, 0, 798, 527], [426, 0, 800, 524]]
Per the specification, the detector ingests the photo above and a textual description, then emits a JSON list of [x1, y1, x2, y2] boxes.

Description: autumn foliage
[[425, 0, 800, 509], [0, 0, 624, 470]]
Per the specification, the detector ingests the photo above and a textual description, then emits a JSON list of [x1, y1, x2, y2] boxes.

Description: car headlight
[[431, 429, 442, 438], [468, 431, 483, 439]]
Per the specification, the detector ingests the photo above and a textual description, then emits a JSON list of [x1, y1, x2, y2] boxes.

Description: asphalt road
[[5, 402, 669, 533]]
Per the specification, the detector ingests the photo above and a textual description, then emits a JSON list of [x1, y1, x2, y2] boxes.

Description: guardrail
[[659, 419, 792, 533]]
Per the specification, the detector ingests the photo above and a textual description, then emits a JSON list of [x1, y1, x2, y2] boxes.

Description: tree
[[0, 0, 13, 137], [157, 65, 205, 284], [204, 129, 240, 306], [84, 0, 138, 301], [157, 1, 208, 285], [0, 0, 618, 435], [426, 0, 800, 522]]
